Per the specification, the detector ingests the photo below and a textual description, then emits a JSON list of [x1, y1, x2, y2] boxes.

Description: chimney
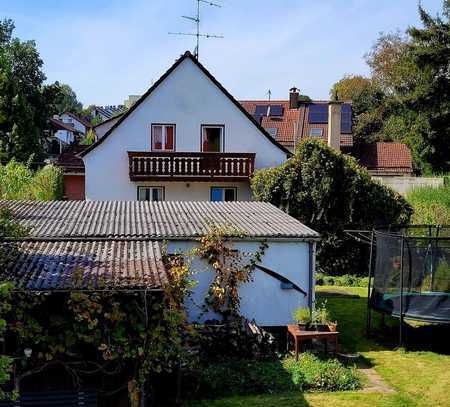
[[328, 101, 342, 151], [289, 87, 299, 109]]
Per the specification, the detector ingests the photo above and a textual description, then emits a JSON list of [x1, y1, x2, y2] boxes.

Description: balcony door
[[201, 125, 224, 152]]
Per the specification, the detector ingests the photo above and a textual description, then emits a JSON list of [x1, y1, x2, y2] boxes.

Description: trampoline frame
[[363, 225, 450, 347]]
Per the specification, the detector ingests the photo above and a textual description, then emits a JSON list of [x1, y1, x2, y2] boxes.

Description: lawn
[[188, 287, 450, 407]]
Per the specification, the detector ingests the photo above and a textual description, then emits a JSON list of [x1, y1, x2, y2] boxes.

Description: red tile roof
[[239, 100, 353, 148], [358, 142, 413, 175], [55, 144, 88, 174]]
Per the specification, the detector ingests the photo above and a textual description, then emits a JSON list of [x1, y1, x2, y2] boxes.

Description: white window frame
[[137, 186, 165, 201], [151, 124, 175, 151], [201, 125, 224, 152], [210, 187, 237, 202]]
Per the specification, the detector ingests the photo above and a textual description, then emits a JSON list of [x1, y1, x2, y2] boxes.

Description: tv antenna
[[169, 0, 224, 59]]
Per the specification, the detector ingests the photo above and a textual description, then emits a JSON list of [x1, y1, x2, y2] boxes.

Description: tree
[[251, 140, 412, 275], [0, 19, 61, 163], [399, 1, 450, 173], [53, 83, 83, 115]]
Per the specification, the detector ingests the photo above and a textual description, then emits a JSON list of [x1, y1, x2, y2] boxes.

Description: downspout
[[308, 241, 316, 309]]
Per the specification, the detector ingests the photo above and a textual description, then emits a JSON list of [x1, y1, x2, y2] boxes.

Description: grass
[[187, 288, 450, 407], [406, 185, 450, 225]]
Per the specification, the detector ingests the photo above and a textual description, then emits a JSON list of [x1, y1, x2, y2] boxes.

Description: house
[[55, 144, 88, 200], [1, 200, 319, 326], [79, 51, 290, 201], [92, 114, 122, 140], [240, 90, 413, 176], [48, 117, 84, 156], [240, 89, 353, 153], [90, 104, 127, 122]]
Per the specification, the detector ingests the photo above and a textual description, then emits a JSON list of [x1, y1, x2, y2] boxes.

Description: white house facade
[[80, 52, 290, 202]]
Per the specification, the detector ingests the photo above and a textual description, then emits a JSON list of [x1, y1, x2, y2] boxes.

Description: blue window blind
[[341, 103, 352, 134], [308, 104, 328, 123]]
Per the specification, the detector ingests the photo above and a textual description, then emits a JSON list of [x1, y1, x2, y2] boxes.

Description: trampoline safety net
[[371, 226, 450, 323]]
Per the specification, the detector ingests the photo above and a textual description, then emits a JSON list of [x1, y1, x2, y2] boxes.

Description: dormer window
[[309, 128, 323, 137], [152, 124, 175, 151], [201, 125, 224, 152]]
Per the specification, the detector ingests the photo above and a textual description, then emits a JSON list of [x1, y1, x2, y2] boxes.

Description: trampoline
[[348, 225, 450, 345]]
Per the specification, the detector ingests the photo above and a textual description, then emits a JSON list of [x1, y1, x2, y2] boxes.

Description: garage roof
[[1, 201, 319, 240]]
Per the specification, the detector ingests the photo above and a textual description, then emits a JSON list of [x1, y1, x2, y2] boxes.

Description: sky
[[1, 0, 444, 106]]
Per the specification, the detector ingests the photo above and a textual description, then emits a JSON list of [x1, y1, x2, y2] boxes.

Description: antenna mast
[[169, 0, 223, 59]]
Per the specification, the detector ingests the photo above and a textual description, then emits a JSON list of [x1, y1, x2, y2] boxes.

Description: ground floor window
[[137, 186, 164, 201], [210, 187, 237, 202]]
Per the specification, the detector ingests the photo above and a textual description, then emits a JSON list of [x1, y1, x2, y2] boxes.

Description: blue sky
[[1, 0, 443, 106]]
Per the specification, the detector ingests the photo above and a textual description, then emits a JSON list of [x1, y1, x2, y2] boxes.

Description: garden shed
[[1, 200, 319, 326]]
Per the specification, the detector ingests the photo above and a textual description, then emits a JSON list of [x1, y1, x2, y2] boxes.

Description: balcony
[[128, 151, 256, 182]]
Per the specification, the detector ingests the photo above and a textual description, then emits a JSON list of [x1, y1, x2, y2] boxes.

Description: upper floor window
[[152, 124, 175, 151], [309, 128, 323, 137], [202, 125, 224, 152], [137, 186, 164, 201]]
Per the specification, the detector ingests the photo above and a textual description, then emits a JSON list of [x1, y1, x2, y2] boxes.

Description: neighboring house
[[358, 142, 413, 176], [240, 89, 353, 153], [90, 105, 127, 122], [60, 112, 91, 135], [240, 89, 413, 176], [79, 51, 290, 201], [48, 117, 84, 156], [1, 200, 320, 326], [55, 144, 88, 200], [93, 114, 122, 140]]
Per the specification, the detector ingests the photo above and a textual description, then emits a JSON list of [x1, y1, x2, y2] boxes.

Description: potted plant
[[328, 321, 338, 332], [311, 302, 330, 331], [292, 307, 311, 330]]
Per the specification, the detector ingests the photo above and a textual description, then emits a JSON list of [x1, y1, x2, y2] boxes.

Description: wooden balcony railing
[[128, 151, 256, 182]]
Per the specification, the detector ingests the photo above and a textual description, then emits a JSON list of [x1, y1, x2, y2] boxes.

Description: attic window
[[255, 105, 268, 117], [268, 105, 284, 117], [309, 128, 323, 137], [267, 128, 278, 137]]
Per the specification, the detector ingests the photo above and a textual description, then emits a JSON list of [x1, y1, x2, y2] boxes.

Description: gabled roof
[[80, 51, 291, 157], [49, 118, 84, 134], [2, 201, 320, 240], [358, 142, 413, 175], [63, 112, 92, 129]]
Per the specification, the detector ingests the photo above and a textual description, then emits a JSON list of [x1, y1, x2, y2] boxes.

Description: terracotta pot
[[328, 323, 337, 332]]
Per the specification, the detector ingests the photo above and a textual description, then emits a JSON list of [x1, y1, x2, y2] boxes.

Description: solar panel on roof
[[269, 105, 284, 117], [255, 105, 268, 117], [341, 104, 352, 134], [308, 104, 328, 123]]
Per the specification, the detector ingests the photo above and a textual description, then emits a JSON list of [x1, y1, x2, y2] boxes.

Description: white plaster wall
[[167, 239, 312, 326], [55, 130, 74, 145], [94, 117, 120, 140], [373, 176, 444, 196], [83, 58, 288, 200], [136, 181, 251, 201], [61, 113, 86, 134]]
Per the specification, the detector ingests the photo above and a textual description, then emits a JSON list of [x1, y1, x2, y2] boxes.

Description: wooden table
[[287, 324, 339, 360]]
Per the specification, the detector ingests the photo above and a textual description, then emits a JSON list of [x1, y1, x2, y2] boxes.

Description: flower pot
[[297, 323, 309, 331], [328, 323, 337, 332]]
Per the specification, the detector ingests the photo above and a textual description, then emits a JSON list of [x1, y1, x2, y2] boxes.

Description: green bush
[[32, 165, 63, 200], [406, 185, 450, 225], [196, 354, 361, 398], [315, 273, 369, 287], [252, 140, 412, 276], [0, 161, 63, 201]]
